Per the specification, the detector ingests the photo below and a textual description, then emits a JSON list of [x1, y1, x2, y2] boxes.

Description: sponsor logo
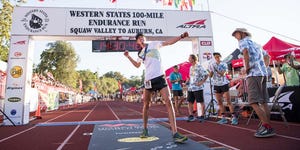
[[8, 97, 22, 102], [14, 52, 22, 57], [21, 9, 49, 33], [10, 66, 23, 78], [11, 52, 25, 60], [10, 109, 17, 116], [7, 86, 23, 90], [177, 19, 206, 29], [12, 83, 21, 86], [203, 52, 212, 60], [118, 136, 159, 143], [13, 40, 26, 45], [200, 41, 212, 46], [100, 124, 139, 127]]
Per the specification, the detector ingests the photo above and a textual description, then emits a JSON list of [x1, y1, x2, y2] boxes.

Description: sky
[[20, 0, 300, 78]]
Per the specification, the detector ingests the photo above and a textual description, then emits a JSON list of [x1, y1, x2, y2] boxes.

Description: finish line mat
[[88, 123, 209, 150]]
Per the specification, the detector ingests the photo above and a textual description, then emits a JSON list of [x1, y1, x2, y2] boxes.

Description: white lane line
[[0, 111, 73, 143], [106, 102, 121, 121], [56, 103, 98, 150], [176, 125, 240, 150]]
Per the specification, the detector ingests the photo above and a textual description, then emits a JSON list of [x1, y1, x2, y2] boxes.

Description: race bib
[[145, 80, 152, 89]]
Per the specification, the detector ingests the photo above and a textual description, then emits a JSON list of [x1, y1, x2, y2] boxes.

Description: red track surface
[[0, 101, 299, 150]]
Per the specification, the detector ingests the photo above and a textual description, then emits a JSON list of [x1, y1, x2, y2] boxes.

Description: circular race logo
[[21, 9, 49, 33], [10, 66, 23, 78]]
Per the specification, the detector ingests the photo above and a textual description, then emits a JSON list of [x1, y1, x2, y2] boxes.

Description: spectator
[[277, 53, 300, 86], [232, 28, 274, 138], [170, 65, 185, 115]]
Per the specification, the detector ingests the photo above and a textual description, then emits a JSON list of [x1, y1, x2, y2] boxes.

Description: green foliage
[[103, 71, 128, 83], [36, 41, 79, 88], [127, 75, 142, 87], [97, 77, 118, 95], [0, 0, 13, 61], [77, 69, 98, 93]]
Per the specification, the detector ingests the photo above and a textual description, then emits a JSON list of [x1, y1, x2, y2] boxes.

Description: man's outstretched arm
[[124, 50, 141, 68], [162, 32, 189, 46]]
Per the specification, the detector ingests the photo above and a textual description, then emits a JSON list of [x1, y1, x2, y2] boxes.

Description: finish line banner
[[11, 7, 213, 37]]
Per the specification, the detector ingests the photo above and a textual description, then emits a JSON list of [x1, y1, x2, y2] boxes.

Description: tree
[[77, 69, 98, 93], [97, 77, 118, 95], [0, 0, 13, 61], [36, 41, 79, 88], [128, 75, 142, 87], [103, 71, 127, 83], [0, 0, 27, 61]]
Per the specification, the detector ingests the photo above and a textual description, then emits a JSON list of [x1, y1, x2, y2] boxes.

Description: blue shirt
[[239, 37, 267, 77], [170, 72, 182, 90]]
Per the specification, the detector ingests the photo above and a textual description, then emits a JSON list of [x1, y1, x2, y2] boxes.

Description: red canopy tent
[[231, 58, 244, 68], [165, 61, 191, 88], [229, 37, 300, 68], [263, 36, 300, 62]]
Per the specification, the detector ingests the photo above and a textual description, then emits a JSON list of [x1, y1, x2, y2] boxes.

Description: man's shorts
[[145, 75, 167, 91], [187, 90, 204, 103], [247, 76, 269, 104], [213, 84, 229, 93], [172, 90, 183, 97]]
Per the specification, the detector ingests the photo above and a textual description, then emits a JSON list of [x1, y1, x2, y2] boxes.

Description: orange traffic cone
[[193, 101, 197, 114], [35, 104, 42, 119]]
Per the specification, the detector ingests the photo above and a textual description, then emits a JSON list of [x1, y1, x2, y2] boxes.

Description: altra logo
[[177, 19, 206, 29]]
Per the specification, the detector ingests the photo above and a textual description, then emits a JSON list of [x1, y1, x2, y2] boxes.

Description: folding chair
[[246, 85, 288, 127], [269, 85, 288, 127]]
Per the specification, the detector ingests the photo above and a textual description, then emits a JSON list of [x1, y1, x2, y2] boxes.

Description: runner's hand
[[124, 50, 129, 57], [181, 32, 189, 38]]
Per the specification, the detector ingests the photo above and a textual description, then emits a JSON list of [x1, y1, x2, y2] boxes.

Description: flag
[[118, 81, 123, 94], [110, 0, 117, 3], [46, 71, 54, 80], [163, 0, 173, 6], [79, 79, 82, 92], [93, 82, 97, 91]]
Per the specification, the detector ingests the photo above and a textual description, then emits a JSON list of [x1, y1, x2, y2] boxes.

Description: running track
[[0, 101, 299, 150]]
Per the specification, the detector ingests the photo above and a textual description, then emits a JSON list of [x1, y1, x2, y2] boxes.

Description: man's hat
[[232, 28, 251, 37], [213, 52, 221, 57]]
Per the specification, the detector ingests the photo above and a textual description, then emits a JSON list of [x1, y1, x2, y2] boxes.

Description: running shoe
[[198, 116, 205, 123], [173, 132, 188, 143], [140, 128, 149, 138], [231, 117, 238, 125], [187, 115, 196, 122], [254, 126, 276, 138], [217, 117, 228, 124]]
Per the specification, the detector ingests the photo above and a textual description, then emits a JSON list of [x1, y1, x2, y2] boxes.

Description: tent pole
[[273, 61, 279, 86], [232, 67, 234, 78]]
